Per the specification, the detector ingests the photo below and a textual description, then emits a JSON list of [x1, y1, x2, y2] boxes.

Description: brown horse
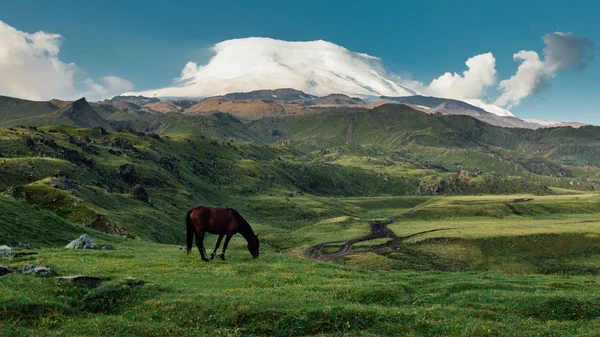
[[186, 206, 259, 261]]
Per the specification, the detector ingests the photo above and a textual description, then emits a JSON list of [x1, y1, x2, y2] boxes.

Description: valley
[[1, 92, 600, 336]]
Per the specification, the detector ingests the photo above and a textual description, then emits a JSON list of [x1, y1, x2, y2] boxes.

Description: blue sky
[[0, 0, 598, 123]]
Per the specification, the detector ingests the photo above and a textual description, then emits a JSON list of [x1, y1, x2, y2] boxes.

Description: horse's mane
[[231, 209, 255, 237]]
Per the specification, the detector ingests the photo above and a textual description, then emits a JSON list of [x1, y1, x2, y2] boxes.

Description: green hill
[[0, 98, 114, 131], [0, 95, 59, 125]]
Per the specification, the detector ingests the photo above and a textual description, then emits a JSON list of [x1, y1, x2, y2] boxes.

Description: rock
[[131, 185, 149, 203], [88, 216, 128, 236], [116, 164, 135, 184], [101, 245, 115, 251], [158, 157, 179, 176], [24, 136, 35, 149], [0, 245, 14, 258], [0, 266, 15, 276], [94, 127, 107, 135], [20, 264, 54, 276], [56, 275, 103, 287], [458, 170, 471, 181], [18, 242, 32, 249], [123, 276, 145, 287], [65, 234, 96, 249]]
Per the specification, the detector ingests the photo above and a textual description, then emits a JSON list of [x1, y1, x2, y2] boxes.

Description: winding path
[[307, 216, 455, 261]]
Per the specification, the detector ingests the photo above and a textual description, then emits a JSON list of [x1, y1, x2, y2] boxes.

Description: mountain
[[382, 95, 543, 129], [124, 37, 537, 122], [183, 97, 314, 120], [102, 95, 160, 107], [0, 89, 586, 130], [53, 98, 114, 130], [522, 118, 589, 129], [307, 94, 366, 107], [0, 95, 60, 125], [220, 88, 316, 103], [142, 100, 196, 113], [0, 96, 113, 130], [125, 38, 418, 99]]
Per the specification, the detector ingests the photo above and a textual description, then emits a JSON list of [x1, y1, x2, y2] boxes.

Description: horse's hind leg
[[211, 234, 225, 260], [195, 232, 210, 262], [219, 234, 234, 261]]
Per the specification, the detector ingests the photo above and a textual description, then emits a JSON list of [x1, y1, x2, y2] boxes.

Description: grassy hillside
[[0, 98, 113, 130], [3, 102, 600, 335], [0, 124, 566, 245], [3, 194, 600, 336], [110, 104, 600, 190], [0, 95, 59, 125]]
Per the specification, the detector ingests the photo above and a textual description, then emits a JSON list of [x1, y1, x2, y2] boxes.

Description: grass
[[5, 191, 600, 335], [2, 238, 600, 336], [3, 111, 600, 335]]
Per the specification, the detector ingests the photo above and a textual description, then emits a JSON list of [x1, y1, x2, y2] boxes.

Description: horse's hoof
[[211, 252, 217, 260], [219, 254, 226, 261], [201, 257, 210, 262]]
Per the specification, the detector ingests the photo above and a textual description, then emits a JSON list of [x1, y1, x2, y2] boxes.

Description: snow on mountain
[[126, 37, 515, 117], [521, 118, 589, 128], [462, 99, 514, 117], [521, 118, 560, 126], [128, 38, 416, 99]]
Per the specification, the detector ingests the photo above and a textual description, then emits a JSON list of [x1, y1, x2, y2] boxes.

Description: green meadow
[[3, 193, 600, 336], [2, 104, 600, 336]]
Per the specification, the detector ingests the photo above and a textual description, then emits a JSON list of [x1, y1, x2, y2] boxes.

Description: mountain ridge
[[0, 90, 591, 130]]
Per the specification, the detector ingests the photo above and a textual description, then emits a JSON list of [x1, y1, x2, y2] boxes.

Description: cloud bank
[[0, 20, 133, 101], [494, 32, 594, 108]]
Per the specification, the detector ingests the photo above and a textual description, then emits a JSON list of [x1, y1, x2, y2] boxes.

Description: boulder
[[56, 275, 103, 287], [0, 266, 15, 276], [20, 264, 54, 276], [116, 164, 135, 184], [65, 234, 96, 249], [18, 242, 32, 249], [0, 245, 14, 258], [101, 245, 115, 251], [131, 185, 149, 203]]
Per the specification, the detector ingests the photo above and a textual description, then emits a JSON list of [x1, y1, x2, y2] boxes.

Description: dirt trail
[[345, 122, 353, 144], [307, 216, 454, 261]]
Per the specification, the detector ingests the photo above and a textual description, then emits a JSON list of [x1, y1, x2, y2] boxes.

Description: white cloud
[[494, 32, 593, 108], [425, 53, 497, 100], [0, 20, 133, 101]]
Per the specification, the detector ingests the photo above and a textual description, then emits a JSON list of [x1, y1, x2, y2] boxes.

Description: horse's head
[[247, 234, 260, 258]]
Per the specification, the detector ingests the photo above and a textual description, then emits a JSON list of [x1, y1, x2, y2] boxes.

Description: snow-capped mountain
[[124, 37, 589, 125], [127, 38, 419, 100]]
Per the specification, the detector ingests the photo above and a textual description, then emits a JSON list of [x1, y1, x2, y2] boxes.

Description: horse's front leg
[[219, 234, 234, 261], [195, 232, 210, 262], [211, 234, 225, 260]]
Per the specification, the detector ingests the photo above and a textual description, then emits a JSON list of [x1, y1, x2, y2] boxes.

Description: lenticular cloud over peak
[[127, 34, 593, 118], [128, 37, 418, 98]]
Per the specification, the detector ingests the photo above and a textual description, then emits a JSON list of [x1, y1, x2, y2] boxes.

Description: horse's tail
[[185, 209, 194, 255]]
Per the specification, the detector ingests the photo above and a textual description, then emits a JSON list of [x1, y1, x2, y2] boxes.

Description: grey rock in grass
[[0, 245, 14, 258], [18, 242, 33, 249], [20, 264, 54, 276], [65, 234, 96, 249], [101, 245, 115, 251]]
